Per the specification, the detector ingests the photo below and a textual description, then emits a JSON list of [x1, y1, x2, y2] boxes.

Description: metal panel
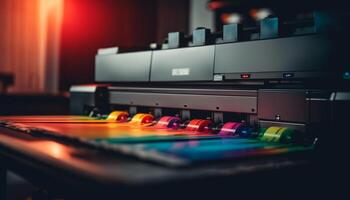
[[215, 35, 334, 75], [109, 86, 257, 96], [258, 90, 307, 123], [70, 85, 109, 115], [223, 71, 328, 80], [334, 92, 350, 101], [95, 51, 152, 82], [110, 91, 257, 113], [151, 46, 215, 81], [259, 120, 306, 132]]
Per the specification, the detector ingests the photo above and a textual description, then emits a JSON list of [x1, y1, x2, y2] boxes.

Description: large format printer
[[0, 2, 349, 199]]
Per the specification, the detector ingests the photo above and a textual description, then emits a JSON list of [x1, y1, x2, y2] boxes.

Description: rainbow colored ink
[[0, 112, 314, 166]]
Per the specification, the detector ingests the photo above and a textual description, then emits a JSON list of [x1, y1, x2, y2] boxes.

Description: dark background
[[59, 0, 189, 90]]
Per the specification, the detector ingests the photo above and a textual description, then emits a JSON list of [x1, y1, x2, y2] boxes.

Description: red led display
[[240, 73, 251, 79]]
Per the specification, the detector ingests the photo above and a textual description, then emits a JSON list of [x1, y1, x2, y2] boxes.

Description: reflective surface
[[0, 115, 313, 166], [110, 138, 312, 165]]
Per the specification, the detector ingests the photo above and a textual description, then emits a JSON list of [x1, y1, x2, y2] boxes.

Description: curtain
[[0, 0, 63, 94]]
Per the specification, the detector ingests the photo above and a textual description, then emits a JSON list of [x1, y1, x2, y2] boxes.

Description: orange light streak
[[38, 0, 64, 93]]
